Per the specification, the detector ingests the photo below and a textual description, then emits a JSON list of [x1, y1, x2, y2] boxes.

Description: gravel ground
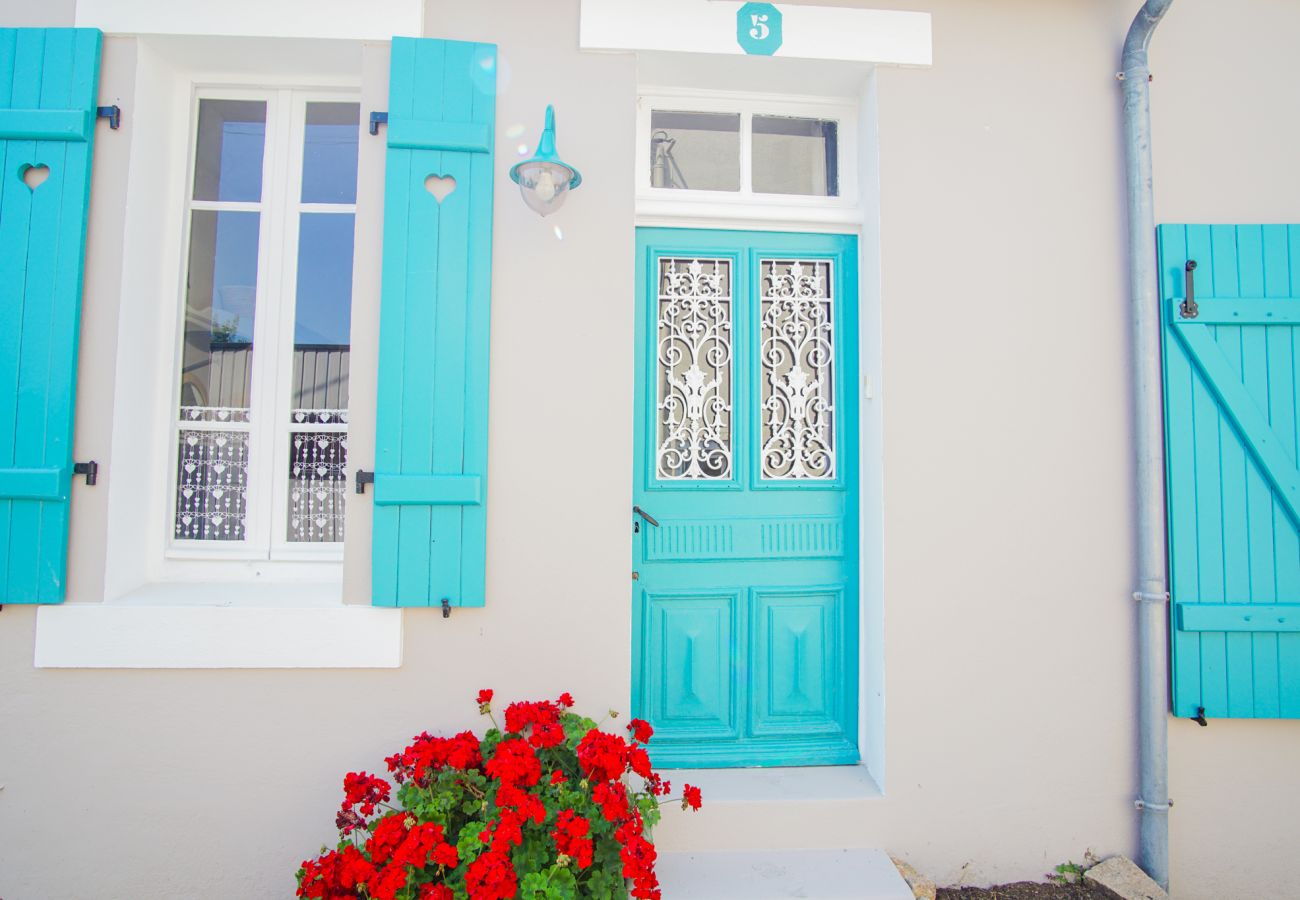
[[937, 881, 1120, 900]]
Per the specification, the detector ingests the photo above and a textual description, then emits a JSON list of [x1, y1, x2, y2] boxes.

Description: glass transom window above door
[[634, 228, 859, 769], [173, 90, 360, 559], [640, 96, 847, 199]]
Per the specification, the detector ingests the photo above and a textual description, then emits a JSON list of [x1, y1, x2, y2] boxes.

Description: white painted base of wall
[[657, 848, 912, 899], [33, 603, 402, 668]]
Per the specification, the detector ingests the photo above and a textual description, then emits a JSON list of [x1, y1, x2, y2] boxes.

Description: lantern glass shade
[[514, 160, 576, 217]]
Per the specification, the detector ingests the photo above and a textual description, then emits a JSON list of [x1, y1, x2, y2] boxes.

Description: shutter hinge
[[1180, 260, 1199, 319], [96, 105, 121, 130], [355, 470, 374, 494], [369, 111, 388, 136], [1191, 706, 1208, 727], [73, 461, 99, 486], [441, 598, 451, 618]]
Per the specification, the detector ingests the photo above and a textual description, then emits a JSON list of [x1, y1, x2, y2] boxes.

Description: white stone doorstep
[[34, 604, 403, 669]]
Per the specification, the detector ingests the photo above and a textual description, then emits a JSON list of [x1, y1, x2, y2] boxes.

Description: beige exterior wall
[[0, 1, 1298, 898]]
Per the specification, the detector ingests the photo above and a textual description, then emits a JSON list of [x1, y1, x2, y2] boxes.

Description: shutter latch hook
[[1180, 260, 1199, 319]]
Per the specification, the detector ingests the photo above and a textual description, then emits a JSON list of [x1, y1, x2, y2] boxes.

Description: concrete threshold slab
[[657, 848, 914, 899]]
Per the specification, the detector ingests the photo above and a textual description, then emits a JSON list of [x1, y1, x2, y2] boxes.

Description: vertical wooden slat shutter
[[1161, 223, 1300, 718], [372, 38, 496, 608], [0, 28, 101, 604]]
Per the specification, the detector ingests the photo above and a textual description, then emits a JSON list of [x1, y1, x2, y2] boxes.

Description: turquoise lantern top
[[509, 105, 582, 217]]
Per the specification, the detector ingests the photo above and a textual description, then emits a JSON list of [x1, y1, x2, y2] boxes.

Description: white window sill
[[662, 764, 883, 804], [34, 584, 402, 669]]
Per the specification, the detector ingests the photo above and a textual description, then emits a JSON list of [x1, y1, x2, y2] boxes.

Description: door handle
[[632, 505, 660, 533]]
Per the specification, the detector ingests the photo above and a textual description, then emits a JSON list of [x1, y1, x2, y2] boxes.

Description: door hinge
[[97, 105, 121, 130]]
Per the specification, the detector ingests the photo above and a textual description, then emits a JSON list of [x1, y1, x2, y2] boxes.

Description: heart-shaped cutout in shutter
[[424, 174, 456, 204], [20, 163, 49, 191]]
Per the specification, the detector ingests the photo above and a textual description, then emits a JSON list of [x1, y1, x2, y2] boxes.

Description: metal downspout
[[1121, 0, 1175, 891]]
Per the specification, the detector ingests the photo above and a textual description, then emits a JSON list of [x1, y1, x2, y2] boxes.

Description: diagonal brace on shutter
[[1170, 321, 1300, 530]]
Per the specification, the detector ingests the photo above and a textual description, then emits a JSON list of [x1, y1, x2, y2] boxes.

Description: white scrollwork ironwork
[[657, 258, 733, 479], [760, 259, 835, 479]]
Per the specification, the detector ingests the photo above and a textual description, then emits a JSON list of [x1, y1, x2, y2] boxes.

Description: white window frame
[[636, 88, 861, 226], [165, 83, 360, 568]]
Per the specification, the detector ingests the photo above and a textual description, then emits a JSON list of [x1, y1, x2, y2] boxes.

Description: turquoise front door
[[632, 228, 859, 768]]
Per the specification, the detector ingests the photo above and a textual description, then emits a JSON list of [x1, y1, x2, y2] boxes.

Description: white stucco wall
[[0, 1, 1298, 899]]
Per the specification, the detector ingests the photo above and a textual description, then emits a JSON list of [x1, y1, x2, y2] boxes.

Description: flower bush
[[297, 690, 701, 900]]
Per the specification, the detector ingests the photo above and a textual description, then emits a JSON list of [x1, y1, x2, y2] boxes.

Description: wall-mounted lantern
[[509, 105, 582, 217]]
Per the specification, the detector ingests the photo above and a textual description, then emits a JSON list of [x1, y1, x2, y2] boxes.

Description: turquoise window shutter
[[0, 28, 102, 604], [1161, 224, 1300, 718], [372, 38, 496, 608]]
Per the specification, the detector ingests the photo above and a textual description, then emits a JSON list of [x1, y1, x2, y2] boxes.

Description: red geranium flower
[[682, 783, 703, 811], [341, 771, 391, 816], [627, 718, 654, 744], [576, 729, 630, 783], [485, 737, 542, 788], [552, 809, 594, 869], [557, 692, 575, 707], [477, 689, 494, 712], [465, 849, 519, 900]]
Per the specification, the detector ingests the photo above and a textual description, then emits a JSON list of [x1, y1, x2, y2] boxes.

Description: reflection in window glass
[[649, 110, 741, 192], [291, 214, 354, 408], [287, 214, 353, 543], [287, 103, 358, 542], [175, 208, 260, 543], [192, 99, 267, 202], [752, 116, 838, 197], [301, 102, 361, 204], [178, 210, 261, 411]]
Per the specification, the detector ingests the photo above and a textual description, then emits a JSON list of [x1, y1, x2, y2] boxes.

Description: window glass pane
[[752, 116, 838, 197], [178, 210, 260, 412], [175, 210, 258, 543], [287, 212, 354, 543], [301, 102, 361, 204], [649, 110, 741, 192], [291, 213, 354, 408], [192, 99, 267, 202]]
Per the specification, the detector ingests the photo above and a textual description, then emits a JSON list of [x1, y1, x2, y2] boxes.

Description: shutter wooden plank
[[1162, 224, 1203, 715], [1247, 226, 1284, 715], [1283, 226, 1300, 716], [0, 29, 24, 603], [372, 37, 495, 608], [460, 53, 495, 606], [1188, 225, 1230, 715], [0, 28, 100, 604]]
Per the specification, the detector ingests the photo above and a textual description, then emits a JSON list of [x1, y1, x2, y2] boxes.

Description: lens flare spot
[[505, 123, 526, 139], [517, 143, 530, 156], [553, 226, 564, 241]]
